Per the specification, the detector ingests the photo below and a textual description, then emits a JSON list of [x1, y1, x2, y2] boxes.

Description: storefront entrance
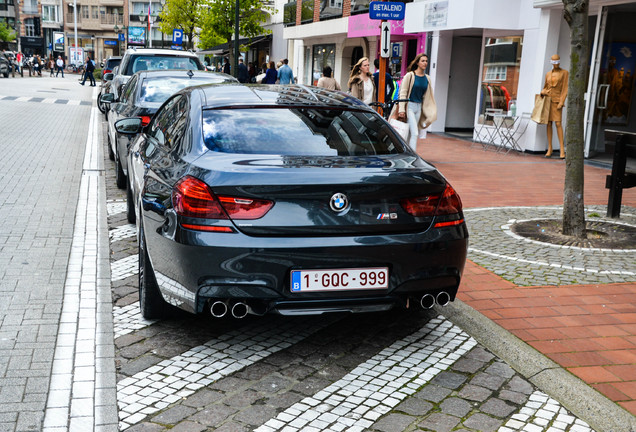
[[585, 3, 636, 161]]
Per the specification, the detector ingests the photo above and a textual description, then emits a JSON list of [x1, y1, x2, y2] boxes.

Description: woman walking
[[347, 57, 375, 105], [317, 66, 341, 91], [262, 61, 278, 84], [396, 53, 437, 151]]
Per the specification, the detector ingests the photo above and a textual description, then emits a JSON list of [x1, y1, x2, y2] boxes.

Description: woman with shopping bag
[[395, 53, 437, 151]]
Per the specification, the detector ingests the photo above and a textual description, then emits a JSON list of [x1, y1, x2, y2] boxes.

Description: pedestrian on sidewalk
[[49, 56, 55, 77], [348, 57, 376, 106], [80, 56, 96, 86], [317, 66, 341, 91], [396, 53, 437, 151], [56, 56, 64, 77], [277, 59, 294, 84], [373, 58, 395, 103], [262, 61, 278, 84], [237, 58, 249, 83]]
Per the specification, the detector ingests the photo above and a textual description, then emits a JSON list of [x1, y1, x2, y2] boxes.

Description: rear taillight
[[104, 69, 111, 74], [400, 183, 463, 218], [172, 176, 273, 222], [140, 116, 151, 127]]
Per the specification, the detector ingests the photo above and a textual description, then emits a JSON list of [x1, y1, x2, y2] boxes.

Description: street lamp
[[138, 13, 146, 47], [69, 2, 78, 66]]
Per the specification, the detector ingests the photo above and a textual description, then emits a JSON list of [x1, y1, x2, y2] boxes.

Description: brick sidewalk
[[422, 134, 636, 417]]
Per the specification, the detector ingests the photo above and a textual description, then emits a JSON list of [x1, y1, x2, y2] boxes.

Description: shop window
[[24, 18, 34, 36], [320, 0, 342, 20], [312, 44, 335, 86], [478, 35, 523, 124]]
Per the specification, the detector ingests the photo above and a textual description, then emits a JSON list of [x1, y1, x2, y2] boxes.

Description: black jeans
[[56, 66, 64, 77], [82, 70, 95, 85]]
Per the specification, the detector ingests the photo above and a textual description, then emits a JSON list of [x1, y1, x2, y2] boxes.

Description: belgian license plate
[[290, 267, 389, 292]]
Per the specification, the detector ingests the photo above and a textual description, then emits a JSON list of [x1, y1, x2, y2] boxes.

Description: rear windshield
[[140, 77, 225, 104], [202, 108, 404, 156], [126, 55, 202, 75], [105, 59, 121, 70]]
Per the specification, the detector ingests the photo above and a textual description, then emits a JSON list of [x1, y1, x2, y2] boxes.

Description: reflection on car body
[[119, 84, 469, 321]]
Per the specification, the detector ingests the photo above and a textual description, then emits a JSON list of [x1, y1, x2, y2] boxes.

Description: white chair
[[498, 112, 531, 154]]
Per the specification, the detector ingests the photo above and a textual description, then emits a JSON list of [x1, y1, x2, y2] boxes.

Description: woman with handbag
[[396, 53, 437, 151], [348, 57, 375, 105]]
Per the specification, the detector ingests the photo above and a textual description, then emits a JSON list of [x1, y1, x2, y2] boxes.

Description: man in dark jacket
[[223, 58, 230, 75], [80, 56, 96, 86], [373, 59, 395, 102], [237, 58, 249, 83]]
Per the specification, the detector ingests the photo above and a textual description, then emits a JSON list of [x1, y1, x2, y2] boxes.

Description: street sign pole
[[379, 21, 391, 109]]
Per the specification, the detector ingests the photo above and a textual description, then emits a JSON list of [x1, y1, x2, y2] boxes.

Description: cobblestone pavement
[[100, 116, 600, 431], [464, 206, 636, 287]]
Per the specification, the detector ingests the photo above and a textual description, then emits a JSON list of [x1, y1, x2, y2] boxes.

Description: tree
[[201, 0, 275, 65], [561, 0, 589, 238], [157, 0, 205, 50], [0, 20, 16, 44]]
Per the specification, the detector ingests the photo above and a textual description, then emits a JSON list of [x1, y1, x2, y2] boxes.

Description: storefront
[[583, 2, 636, 161]]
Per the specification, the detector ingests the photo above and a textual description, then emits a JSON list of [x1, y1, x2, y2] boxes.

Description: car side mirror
[[101, 93, 115, 104], [103, 72, 114, 81], [115, 117, 143, 135]]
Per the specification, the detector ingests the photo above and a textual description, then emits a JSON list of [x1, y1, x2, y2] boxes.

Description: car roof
[[193, 84, 370, 110], [124, 48, 198, 58], [136, 70, 238, 82], [106, 56, 122, 60]]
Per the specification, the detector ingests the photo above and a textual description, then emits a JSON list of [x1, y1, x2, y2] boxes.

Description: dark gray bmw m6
[[118, 84, 469, 319]]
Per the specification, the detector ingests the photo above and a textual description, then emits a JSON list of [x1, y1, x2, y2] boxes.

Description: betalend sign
[[369, 1, 405, 20]]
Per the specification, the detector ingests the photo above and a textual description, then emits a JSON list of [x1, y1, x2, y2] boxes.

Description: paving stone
[[415, 384, 452, 403], [458, 384, 492, 402], [233, 405, 278, 426], [249, 375, 293, 394], [470, 372, 506, 391], [499, 389, 529, 405], [151, 405, 197, 424], [168, 421, 208, 432], [451, 357, 485, 374], [182, 390, 224, 408], [117, 354, 162, 377], [394, 398, 433, 416], [126, 422, 164, 432], [440, 397, 472, 418], [222, 389, 263, 408], [373, 413, 415, 432], [212, 422, 249, 432], [505, 376, 534, 395], [187, 405, 240, 427], [418, 412, 461, 432], [484, 362, 516, 379], [466, 347, 495, 363], [462, 413, 503, 431], [430, 371, 467, 390], [479, 398, 516, 418]]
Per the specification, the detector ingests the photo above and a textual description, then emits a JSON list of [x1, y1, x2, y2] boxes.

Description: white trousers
[[407, 101, 422, 151]]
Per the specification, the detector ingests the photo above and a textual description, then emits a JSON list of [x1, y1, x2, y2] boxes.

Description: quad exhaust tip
[[420, 291, 451, 309], [231, 302, 249, 319], [210, 300, 228, 318]]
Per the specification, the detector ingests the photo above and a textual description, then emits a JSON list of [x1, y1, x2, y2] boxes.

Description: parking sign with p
[[172, 29, 183, 45]]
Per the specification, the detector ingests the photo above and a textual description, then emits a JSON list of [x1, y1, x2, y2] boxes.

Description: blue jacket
[[278, 64, 294, 84], [263, 68, 277, 84]]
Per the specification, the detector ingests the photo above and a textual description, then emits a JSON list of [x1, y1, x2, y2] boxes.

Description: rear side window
[[139, 77, 225, 104], [105, 59, 121, 70], [202, 107, 403, 156], [126, 55, 202, 74]]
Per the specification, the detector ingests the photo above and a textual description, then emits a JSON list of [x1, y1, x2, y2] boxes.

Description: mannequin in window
[[541, 54, 568, 158]]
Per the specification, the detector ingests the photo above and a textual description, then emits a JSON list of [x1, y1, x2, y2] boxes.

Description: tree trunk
[[561, 0, 589, 238]]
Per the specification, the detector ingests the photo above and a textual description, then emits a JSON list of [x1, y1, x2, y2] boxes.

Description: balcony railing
[[100, 14, 123, 25]]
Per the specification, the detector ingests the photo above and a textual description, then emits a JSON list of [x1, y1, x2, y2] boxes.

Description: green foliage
[[157, 0, 206, 50], [0, 21, 16, 43], [201, 0, 275, 50]]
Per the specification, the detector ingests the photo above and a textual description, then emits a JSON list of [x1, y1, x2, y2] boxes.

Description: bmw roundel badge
[[329, 193, 349, 212]]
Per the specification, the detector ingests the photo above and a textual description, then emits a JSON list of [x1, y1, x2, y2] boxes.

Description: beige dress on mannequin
[[541, 54, 569, 158]]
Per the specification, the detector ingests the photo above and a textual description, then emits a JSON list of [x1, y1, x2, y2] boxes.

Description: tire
[[115, 151, 126, 189], [138, 225, 170, 319], [97, 93, 106, 114], [107, 132, 115, 161], [126, 179, 136, 224]]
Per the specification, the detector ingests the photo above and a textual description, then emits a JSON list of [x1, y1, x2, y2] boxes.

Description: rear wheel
[[97, 92, 106, 114], [126, 179, 136, 224], [107, 133, 115, 161], [115, 151, 126, 189], [139, 225, 170, 319]]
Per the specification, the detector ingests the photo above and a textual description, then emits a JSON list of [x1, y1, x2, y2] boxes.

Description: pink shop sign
[[348, 14, 405, 38]]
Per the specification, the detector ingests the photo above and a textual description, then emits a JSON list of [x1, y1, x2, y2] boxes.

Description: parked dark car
[[104, 69, 237, 189], [0, 53, 11, 78], [117, 84, 468, 320], [102, 55, 122, 77]]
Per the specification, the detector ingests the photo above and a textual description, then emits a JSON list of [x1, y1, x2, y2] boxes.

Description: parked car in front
[[103, 69, 237, 190], [116, 84, 469, 321]]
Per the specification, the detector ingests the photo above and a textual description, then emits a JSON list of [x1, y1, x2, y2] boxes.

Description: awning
[[197, 34, 271, 55]]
